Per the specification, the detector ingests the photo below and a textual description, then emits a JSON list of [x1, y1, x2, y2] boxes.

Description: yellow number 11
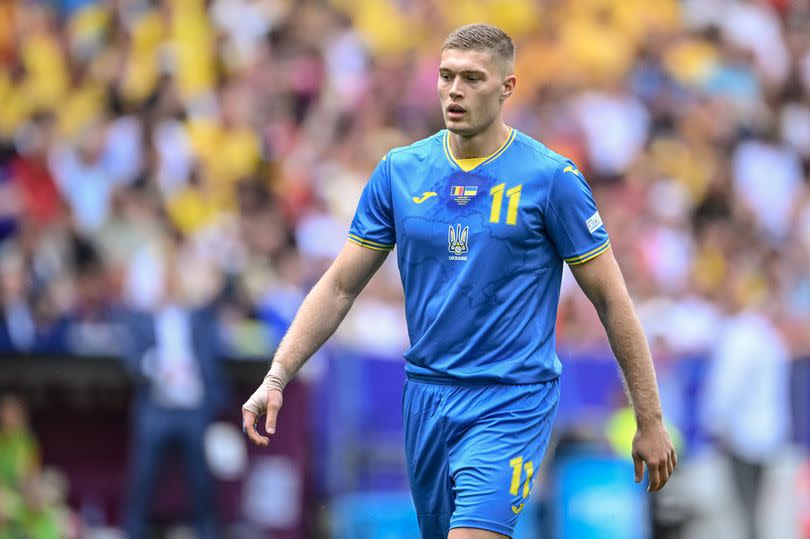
[[489, 183, 522, 225], [509, 456, 534, 498]]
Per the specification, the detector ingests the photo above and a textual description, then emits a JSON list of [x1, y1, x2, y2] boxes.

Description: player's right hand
[[242, 388, 283, 447]]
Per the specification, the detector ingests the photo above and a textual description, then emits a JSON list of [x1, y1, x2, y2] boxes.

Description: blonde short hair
[[441, 24, 515, 69]]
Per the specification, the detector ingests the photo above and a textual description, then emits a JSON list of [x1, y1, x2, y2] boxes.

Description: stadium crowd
[[0, 0, 809, 359], [0, 0, 809, 535]]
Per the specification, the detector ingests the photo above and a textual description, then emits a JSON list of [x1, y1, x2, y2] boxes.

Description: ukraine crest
[[448, 224, 469, 259]]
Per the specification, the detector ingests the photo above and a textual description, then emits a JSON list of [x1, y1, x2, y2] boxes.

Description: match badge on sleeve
[[586, 211, 603, 234]]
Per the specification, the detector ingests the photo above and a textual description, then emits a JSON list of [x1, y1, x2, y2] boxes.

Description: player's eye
[[440, 73, 452, 81], [465, 76, 479, 82]]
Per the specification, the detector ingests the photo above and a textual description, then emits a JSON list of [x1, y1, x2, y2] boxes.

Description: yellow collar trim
[[443, 128, 515, 172], [454, 156, 489, 172]]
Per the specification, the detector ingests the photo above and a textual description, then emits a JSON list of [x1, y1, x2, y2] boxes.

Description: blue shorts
[[403, 377, 560, 538]]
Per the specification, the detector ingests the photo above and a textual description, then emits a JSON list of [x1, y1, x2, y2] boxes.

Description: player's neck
[[449, 122, 511, 159]]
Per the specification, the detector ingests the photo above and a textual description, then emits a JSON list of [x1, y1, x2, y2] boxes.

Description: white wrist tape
[[242, 366, 290, 415]]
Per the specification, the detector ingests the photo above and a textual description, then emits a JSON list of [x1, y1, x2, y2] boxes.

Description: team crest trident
[[448, 224, 469, 255]]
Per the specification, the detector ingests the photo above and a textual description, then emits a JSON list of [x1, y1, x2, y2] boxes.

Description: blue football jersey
[[349, 128, 610, 384]]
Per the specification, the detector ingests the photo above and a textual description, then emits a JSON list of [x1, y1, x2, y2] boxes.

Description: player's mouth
[[447, 103, 466, 120]]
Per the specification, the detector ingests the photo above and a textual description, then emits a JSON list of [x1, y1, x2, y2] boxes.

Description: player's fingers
[[657, 459, 670, 490], [242, 409, 269, 447], [632, 452, 644, 483], [671, 448, 678, 470], [666, 453, 674, 477], [646, 459, 661, 492], [264, 389, 283, 435]]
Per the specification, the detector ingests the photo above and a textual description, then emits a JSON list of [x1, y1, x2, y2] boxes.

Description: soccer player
[[243, 23, 676, 539]]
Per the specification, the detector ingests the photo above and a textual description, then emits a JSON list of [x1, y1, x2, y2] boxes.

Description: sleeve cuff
[[564, 239, 610, 266], [348, 233, 395, 251]]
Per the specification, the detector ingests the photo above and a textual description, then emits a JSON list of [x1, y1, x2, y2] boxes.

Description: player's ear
[[501, 74, 516, 102]]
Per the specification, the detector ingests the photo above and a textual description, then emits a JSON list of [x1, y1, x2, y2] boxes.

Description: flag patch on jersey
[[451, 185, 478, 206]]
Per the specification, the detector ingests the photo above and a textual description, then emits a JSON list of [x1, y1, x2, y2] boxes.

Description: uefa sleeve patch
[[586, 211, 603, 234]]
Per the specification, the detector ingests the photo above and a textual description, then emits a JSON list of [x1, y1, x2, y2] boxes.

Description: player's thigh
[[448, 380, 559, 536], [403, 380, 453, 521], [449, 418, 553, 535], [448, 527, 509, 539]]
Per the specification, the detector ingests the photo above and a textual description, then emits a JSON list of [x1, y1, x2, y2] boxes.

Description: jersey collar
[[443, 127, 516, 172]]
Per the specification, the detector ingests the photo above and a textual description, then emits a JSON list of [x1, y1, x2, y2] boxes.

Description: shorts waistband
[[405, 372, 559, 387]]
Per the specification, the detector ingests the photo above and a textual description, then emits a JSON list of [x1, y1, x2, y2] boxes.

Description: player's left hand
[[632, 420, 677, 492]]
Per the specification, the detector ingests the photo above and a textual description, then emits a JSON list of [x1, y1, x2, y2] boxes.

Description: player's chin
[[445, 120, 475, 136]]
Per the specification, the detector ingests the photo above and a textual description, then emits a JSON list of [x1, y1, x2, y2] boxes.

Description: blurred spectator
[[18, 473, 63, 539], [0, 247, 35, 353], [573, 83, 651, 180], [0, 394, 38, 489], [0, 394, 78, 538], [702, 287, 792, 539], [48, 120, 123, 234], [0, 0, 806, 363], [9, 113, 63, 229], [0, 393, 35, 539], [63, 233, 122, 356], [732, 133, 804, 242], [119, 243, 226, 539]]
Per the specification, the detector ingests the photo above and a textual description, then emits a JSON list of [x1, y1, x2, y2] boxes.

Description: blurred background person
[[119, 239, 227, 539], [0, 394, 77, 538], [702, 278, 792, 539], [0, 393, 39, 498], [0, 248, 35, 354]]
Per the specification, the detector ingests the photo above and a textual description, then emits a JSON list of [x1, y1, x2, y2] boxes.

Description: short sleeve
[[545, 162, 610, 265], [348, 153, 396, 251]]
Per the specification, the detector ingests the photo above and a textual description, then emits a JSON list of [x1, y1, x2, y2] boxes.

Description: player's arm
[[242, 241, 389, 446], [568, 248, 677, 492]]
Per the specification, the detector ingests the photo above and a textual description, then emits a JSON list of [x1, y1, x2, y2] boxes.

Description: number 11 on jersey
[[489, 183, 522, 225], [509, 455, 534, 498]]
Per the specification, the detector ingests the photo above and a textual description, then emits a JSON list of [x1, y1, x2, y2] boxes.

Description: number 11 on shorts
[[509, 456, 534, 513]]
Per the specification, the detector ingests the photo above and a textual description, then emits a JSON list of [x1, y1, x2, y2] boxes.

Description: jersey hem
[[449, 518, 514, 537], [406, 372, 559, 387]]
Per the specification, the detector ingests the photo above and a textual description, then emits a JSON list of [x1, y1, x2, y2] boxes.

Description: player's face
[[438, 48, 513, 137]]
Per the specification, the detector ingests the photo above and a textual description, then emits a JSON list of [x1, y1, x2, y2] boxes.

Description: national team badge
[[448, 224, 469, 261]]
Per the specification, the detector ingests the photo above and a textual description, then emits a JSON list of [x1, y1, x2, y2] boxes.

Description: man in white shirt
[[702, 292, 791, 539]]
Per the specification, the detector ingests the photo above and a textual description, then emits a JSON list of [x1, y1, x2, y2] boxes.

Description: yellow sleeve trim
[[348, 237, 394, 251], [563, 239, 610, 262], [348, 234, 394, 249], [565, 239, 611, 266]]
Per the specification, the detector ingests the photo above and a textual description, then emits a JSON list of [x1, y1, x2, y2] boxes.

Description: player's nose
[[449, 78, 463, 98]]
